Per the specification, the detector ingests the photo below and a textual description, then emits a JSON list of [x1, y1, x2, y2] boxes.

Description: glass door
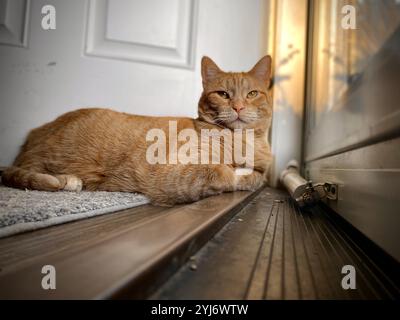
[[304, 0, 400, 262]]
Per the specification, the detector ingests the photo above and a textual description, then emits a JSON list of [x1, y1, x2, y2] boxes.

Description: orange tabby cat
[[1, 56, 273, 206]]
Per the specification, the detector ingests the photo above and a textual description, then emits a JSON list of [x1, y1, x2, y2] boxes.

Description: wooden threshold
[[153, 188, 400, 300], [0, 189, 260, 299]]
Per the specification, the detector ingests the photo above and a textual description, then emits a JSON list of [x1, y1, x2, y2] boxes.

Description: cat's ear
[[249, 55, 272, 85], [201, 56, 222, 86]]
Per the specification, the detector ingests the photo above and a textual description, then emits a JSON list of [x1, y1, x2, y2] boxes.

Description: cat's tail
[[1, 166, 82, 191]]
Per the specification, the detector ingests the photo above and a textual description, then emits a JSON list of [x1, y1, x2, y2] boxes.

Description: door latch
[[280, 161, 338, 207]]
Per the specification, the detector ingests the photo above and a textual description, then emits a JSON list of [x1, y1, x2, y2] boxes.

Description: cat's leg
[[144, 165, 231, 206], [55, 174, 83, 192], [143, 164, 264, 206], [2, 167, 82, 192], [234, 169, 265, 191]]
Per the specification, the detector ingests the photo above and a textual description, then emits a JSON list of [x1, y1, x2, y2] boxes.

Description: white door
[[0, 0, 269, 166]]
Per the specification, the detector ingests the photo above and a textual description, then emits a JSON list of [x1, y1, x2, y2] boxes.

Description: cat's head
[[198, 56, 272, 130]]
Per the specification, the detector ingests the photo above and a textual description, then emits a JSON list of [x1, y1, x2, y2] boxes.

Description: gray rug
[[0, 185, 150, 238]]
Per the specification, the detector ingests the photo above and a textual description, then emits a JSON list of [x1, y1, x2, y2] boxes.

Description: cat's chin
[[224, 119, 251, 130]]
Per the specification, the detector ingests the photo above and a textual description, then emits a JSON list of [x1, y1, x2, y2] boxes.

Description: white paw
[[233, 168, 254, 189], [234, 168, 253, 176], [63, 176, 83, 192]]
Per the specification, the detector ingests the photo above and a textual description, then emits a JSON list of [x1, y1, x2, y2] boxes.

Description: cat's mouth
[[232, 117, 247, 124], [212, 112, 255, 128], [222, 116, 251, 129], [230, 114, 249, 124]]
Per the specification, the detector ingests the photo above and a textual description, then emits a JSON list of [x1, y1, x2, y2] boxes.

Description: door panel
[[86, 0, 196, 68], [0, 0, 268, 166], [0, 0, 29, 47]]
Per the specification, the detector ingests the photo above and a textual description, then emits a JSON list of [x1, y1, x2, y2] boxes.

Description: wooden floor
[[0, 185, 399, 299], [153, 188, 400, 300], [0, 187, 258, 299]]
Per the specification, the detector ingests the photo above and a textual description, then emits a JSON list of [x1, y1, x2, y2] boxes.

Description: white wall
[[0, 0, 270, 166]]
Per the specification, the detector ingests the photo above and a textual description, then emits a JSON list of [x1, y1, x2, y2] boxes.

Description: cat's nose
[[233, 103, 245, 113]]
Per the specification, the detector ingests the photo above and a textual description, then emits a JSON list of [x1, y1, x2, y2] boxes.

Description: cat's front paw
[[57, 175, 83, 192], [64, 176, 83, 192], [234, 170, 265, 191]]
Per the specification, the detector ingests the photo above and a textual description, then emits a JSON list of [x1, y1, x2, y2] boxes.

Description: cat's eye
[[247, 90, 258, 98], [217, 91, 230, 99]]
